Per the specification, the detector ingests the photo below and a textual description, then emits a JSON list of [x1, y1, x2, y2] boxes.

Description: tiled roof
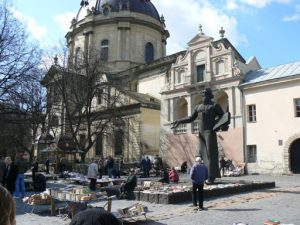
[[241, 60, 300, 86]]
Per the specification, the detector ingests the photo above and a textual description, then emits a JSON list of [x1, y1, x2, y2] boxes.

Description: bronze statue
[[171, 88, 230, 183]]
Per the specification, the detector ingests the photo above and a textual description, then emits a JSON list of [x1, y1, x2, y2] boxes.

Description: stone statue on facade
[[171, 88, 230, 183]]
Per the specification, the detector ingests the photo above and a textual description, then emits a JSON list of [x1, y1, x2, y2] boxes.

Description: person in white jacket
[[87, 159, 98, 191]]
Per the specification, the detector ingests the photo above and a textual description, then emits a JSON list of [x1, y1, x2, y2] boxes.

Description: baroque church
[[41, 0, 300, 175]]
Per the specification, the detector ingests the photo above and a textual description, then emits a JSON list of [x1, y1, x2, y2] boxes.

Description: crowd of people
[[0, 151, 230, 224], [0, 152, 28, 198]]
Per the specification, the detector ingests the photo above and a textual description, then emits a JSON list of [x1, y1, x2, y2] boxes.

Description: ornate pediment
[[187, 34, 213, 47]]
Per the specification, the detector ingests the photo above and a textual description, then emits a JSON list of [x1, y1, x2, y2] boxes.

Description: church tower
[[66, 0, 169, 73]]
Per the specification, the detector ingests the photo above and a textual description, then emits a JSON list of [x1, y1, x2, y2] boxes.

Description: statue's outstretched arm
[[171, 111, 198, 129]]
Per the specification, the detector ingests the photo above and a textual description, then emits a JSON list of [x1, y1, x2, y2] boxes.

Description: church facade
[[41, 0, 300, 174]]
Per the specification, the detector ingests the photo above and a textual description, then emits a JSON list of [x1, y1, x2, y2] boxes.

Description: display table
[[49, 187, 102, 217], [67, 175, 125, 187]]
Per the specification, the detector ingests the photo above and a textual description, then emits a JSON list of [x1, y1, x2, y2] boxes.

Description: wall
[[140, 107, 160, 156], [138, 72, 166, 99], [244, 79, 300, 174]]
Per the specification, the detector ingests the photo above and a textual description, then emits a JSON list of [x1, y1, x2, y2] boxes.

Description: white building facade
[[240, 61, 300, 174]]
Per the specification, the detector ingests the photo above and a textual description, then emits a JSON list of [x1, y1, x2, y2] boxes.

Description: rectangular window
[[167, 99, 171, 121], [295, 98, 300, 117], [247, 145, 257, 163], [97, 89, 103, 105], [79, 134, 86, 150], [95, 133, 103, 156], [216, 60, 225, 75], [176, 71, 184, 84], [114, 130, 123, 156], [196, 65, 205, 82], [247, 104, 256, 122]]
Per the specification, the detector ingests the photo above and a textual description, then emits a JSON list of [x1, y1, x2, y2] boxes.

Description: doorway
[[290, 139, 300, 173]]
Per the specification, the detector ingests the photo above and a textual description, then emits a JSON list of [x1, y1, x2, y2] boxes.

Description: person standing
[[87, 159, 98, 191], [153, 155, 162, 176], [145, 156, 152, 177], [3, 157, 18, 195], [14, 151, 28, 198], [140, 157, 147, 178], [31, 157, 38, 181], [45, 158, 50, 174], [60, 156, 67, 173], [190, 157, 208, 211], [107, 156, 114, 178], [219, 157, 227, 177], [0, 155, 6, 184], [97, 157, 104, 179]]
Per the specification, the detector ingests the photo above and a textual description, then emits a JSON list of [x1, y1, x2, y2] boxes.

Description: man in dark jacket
[[14, 151, 28, 198], [190, 157, 208, 211], [0, 155, 5, 184], [3, 157, 18, 195], [107, 156, 114, 178]]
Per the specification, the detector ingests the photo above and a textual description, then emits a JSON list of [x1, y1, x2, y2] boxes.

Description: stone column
[[117, 28, 122, 60], [186, 95, 192, 133]]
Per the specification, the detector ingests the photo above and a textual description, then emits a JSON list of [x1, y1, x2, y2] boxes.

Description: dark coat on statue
[[176, 101, 224, 180]]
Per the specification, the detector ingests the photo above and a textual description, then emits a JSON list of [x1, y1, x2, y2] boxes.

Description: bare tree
[[43, 46, 141, 161], [0, 0, 42, 104], [0, 0, 45, 157]]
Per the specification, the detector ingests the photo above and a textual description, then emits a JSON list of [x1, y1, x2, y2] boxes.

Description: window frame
[[100, 39, 109, 62], [216, 59, 225, 75], [294, 98, 300, 117], [97, 89, 104, 105], [95, 133, 103, 156], [145, 42, 154, 64], [75, 47, 81, 69], [175, 70, 185, 84], [246, 145, 257, 163], [196, 64, 205, 82], [247, 104, 257, 122]]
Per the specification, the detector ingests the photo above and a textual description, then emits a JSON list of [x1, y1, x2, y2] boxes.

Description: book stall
[[134, 181, 192, 204], [48, 186, 102, 217]]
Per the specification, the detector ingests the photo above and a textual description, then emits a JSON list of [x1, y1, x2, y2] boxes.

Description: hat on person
[[196, 157, 202, 162]]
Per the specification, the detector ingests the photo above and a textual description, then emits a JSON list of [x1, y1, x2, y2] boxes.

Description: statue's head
[[202, 88, 214, 99]]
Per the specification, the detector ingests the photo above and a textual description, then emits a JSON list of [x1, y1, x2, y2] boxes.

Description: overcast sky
[[9, 0, 300, 68]]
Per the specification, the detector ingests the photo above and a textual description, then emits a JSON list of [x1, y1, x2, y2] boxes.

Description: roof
[[241, 60, 300, 87], [121, 90, 160, 110], [212, 38, 246, 63], [76, 0, 161, 22]]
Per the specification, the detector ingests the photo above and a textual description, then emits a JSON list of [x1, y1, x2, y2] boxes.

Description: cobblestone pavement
[[16, 174, 300, 225]]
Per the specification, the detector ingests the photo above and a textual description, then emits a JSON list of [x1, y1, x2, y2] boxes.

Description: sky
[[7, 0, 300, 69]]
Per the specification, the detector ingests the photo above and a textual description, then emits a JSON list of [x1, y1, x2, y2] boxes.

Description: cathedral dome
[[76, 0, 160, 22]]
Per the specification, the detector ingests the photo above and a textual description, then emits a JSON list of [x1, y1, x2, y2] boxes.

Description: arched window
[[145, 42, 154, 63], [100, 39, 109, 62], [75, 47, 81, 68]]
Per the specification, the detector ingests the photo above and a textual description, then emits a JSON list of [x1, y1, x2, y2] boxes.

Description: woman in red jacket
[[168, 167, 179, 183]]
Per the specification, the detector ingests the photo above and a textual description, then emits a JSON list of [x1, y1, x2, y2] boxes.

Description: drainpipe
[[241, 87, 248, 174]]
